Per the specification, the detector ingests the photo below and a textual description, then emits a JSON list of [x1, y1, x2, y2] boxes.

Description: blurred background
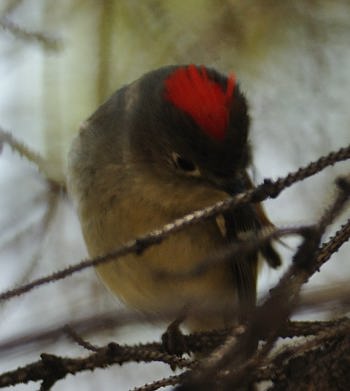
[[0, 0, 349, 389]]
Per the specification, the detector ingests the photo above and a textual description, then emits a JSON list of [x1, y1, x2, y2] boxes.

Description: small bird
[[68, 65, 280, 332]]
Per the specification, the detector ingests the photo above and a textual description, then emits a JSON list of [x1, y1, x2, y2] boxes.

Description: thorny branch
[[262, 322, 350, 391], [1, 307, 350, 357], [131, 374, 185, 391], [175, 177, 350, 391], [0, 147, 350, 391], [0, 135, 349, 389], [1, 318, 350, 388], [0, 342, 193, 389], [0, 144, 349, 303]]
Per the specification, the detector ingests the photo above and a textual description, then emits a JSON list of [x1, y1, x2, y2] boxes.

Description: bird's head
[[124, 65, 251, 210], [69, 65, 252, 215]]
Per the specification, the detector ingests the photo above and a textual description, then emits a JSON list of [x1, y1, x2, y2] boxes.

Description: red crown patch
[[164, 65, 235, 140]]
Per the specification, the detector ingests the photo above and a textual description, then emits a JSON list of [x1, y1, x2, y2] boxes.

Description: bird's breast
[[81, 194, 237, 327]]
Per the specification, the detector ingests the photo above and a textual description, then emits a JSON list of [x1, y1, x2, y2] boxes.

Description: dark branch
[[0, 144, 349, 303]]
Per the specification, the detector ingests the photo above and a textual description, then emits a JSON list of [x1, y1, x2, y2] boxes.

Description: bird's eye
[[171, 152, 200, 176]]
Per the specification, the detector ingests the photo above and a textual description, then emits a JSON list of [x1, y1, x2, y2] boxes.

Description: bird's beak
[[204, 173, 247, 197]]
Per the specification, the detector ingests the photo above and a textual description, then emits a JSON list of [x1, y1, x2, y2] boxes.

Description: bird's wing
[[221, 173, 281, 321], [223, 206, 259, 321]]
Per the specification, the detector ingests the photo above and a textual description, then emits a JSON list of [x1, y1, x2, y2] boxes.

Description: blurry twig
[[0, 127, 46, 170], [1, 304, 349, 357], [0, 127, 66, 191], [0, 15, 61, 51], [0, 144, 349, 303], [0, 189, 60, 322], [63, 325, 99, 352], [0, 309, 241, 355]]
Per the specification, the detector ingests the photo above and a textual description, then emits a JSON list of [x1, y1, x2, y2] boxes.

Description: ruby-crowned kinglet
[[68, 65, 280, 331]]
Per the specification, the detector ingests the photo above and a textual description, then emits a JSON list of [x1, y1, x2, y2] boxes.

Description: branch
[[0, 342, 193, 389], [175, 176, 350, 390], [2, 318, 350, 389], [131, 374, 186, 391], [0, 127, 66, 191], [0, 16, 61, 51], [0, 144, 349, 303], [263, 321, 350, 390]]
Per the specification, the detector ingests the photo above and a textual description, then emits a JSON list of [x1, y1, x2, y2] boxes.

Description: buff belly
[[91, 222, 237, 331]]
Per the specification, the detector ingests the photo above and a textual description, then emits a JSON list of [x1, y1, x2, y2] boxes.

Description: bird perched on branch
[[68, 65, 280, 331]]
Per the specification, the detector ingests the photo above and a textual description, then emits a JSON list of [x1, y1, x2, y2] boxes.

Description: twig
[[0, 127, 46, 170], [63, 325, 99, 352], [131, 373, 186, 391], [0, 318, 349, 388], [0, 186, 60, 313], [315, 217, 350, 270], [0, 342, 192, 389], [0, 127, 66, 191], [1, 293, 349, 357], [175, 176, 350, 390], [0, 145, 349, 303], [155, 225, 305, 280], [263, 324, 350, 390], [0, 16, 61, 51]]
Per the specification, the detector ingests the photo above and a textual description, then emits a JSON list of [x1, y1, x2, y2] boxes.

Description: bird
[[67, 64, 280, 332]]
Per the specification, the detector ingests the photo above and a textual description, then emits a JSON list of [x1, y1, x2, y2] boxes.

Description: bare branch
[[0, 127, 46, 171], [175, 176, 350, 390], [0, 16, 61, 51], [0, 127, 66, 191], [0, 144, 349, 303], [131, 374, 186, 391], [63, 325, 99, 352], [0, 342, 192, 389]]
